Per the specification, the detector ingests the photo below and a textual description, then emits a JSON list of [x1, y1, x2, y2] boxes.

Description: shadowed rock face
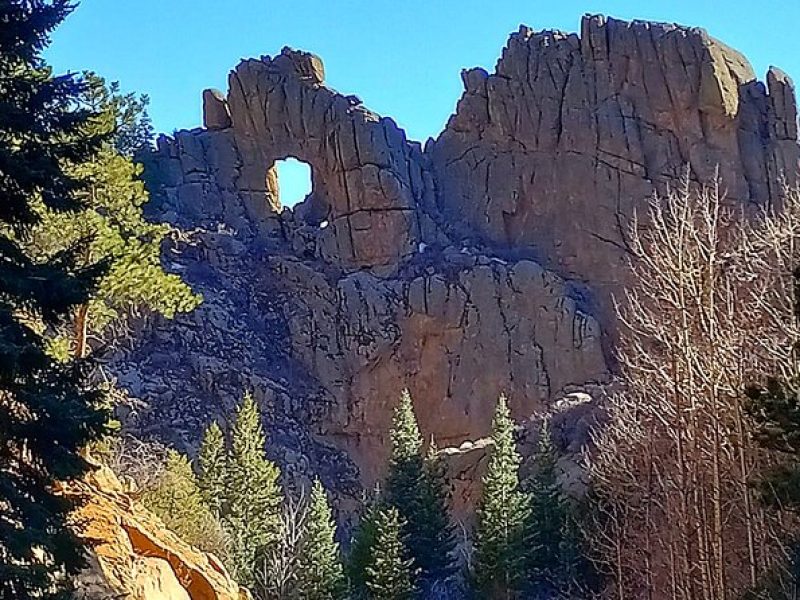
[[110, 16, 799, 506]]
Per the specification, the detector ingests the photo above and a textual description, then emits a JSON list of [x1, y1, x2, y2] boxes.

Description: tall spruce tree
[[348, 494, 381, 598], [198, 421, 227, 517], [522, 419, 597, 597], [0, 2, 109, 597], [471, 395, 529, 599], [296, 479, 347, 600], [418, 439, 457, 583], [523, 420, 563, 587], [747, 375, 800, 508], [384, 389, 456, 588], [364, 505, 415, 600], [225, 391, 282, 586]]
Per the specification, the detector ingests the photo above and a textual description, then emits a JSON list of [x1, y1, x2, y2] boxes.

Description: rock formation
[[428, 17, 798, 324], [63, 464, 248, 600], [108, 16, 799, 507]]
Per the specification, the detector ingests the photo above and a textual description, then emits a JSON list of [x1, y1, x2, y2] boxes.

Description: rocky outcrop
[[427, 17, 799, 324], [63, 464, 248, 600], [111, 16, 799, 508]]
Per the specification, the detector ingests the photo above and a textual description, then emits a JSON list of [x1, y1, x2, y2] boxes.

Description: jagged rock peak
[[429, 13, 798, 323]]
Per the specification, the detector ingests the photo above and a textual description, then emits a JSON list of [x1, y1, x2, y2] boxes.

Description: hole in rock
[[273, 158, 313, 208]]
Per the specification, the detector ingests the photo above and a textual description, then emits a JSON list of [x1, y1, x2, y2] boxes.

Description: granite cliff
[[107, 15, 799, 507]]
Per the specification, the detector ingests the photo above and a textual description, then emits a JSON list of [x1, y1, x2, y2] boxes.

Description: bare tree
[[254, 490, 308, 600], [587, 177, 800, 600]]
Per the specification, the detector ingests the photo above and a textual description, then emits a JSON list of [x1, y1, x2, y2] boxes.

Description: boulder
[[202, 89, 232, 130], [64, 464, 248, 600]]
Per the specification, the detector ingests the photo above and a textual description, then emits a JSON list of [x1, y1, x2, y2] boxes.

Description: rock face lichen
[[108, 16, 799, 505]]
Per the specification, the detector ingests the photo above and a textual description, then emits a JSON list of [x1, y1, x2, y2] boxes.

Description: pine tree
[[0, 2, 110, 597], [743, 376, 800, 597], [384, 389, 456, 588], [225, 391, 282, 586], [418, 440, 458, 583], [198, 421, 227, 517], [743, 268, 800, 596], [746, 375, 800, 508], [471, 395, 529, 599], [80, 73, 153, 158], [140, 450, 227, 557], [24, 74, 200, 359], [296, 479, 347, 600], [364, 505, 415, 600], [348, 494, 381, 598], [522, 422, 600, 598], [524, 420, 563, 588]]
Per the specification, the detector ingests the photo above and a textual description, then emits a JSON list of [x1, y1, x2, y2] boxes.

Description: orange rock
[[62, 464, 249, 600]]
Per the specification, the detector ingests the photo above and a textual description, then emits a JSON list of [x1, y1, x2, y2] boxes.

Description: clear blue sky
[[45, 1, 800, 205]]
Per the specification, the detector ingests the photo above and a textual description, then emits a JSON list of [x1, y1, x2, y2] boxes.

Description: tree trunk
[[74, 303, 89, 359]]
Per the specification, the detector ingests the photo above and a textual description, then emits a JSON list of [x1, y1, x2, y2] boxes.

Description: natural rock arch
[[202, 47, 426, 268]]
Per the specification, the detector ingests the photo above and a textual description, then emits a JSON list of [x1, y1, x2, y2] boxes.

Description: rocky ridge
[[109, 15, 799, 508]]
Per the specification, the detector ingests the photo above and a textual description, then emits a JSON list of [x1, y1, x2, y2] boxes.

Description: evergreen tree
[[364, 505, 415, 600], [471, 396, 529, 599], [80, 73, 153, 158], [140, 450, 227, 557], [225, 391, 282, 586], [296, 479, 347, 600], [418, 440, 458, 583], [524, 420, 563, 587], [0, 2, 110, 597], [746, 375, 800, 508], [384, 389, 456, 588], [348, 493, 381, 597], [743, 268, 800, 596], [744, 375, 800, 597], [198, 421, 227, 517], [24, 74, 200, 359]]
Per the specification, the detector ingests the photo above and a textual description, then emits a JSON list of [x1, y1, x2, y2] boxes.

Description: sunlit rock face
[[109, 15, 799, 510], [427, 17, 798, 325], [66, 464, 248, 600]]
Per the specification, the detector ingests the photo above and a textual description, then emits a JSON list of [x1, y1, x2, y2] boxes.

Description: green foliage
[[141, 450, 227, 557], [390, 389, 424, 460], [297, 480, 348, 600], [384, 390, 456, 589], [739, 540, 800, 599], [23, 74, 200, 357], [522, 420, 597, 597], [746, 375, 800, 509], [199, 421, 227, 517], [524, 421, 563, 580], [364, 505, 415, 600], [348, 494, 381, 597], [471, 396, 529, 598], [742, 268, 800, 597], [195, 394, 286, 589], [418, 440, 458, 583], [0, 1, 111, 597], [225, 392, 283, 586], [80, 72, 153, 157]]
